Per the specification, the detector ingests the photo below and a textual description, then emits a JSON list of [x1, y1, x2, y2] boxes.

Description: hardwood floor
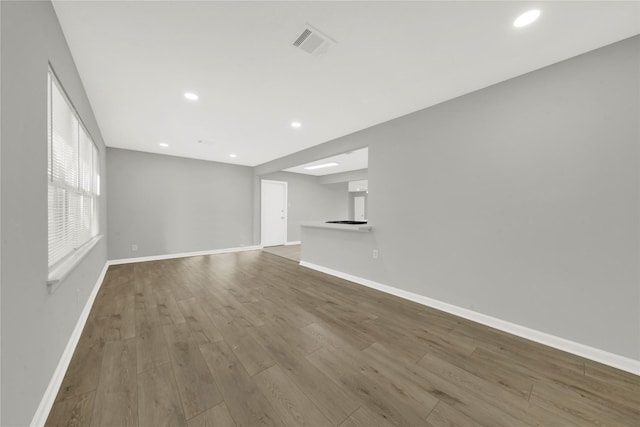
[[47, 250, 639, 426], [262, 244, 301, 262]]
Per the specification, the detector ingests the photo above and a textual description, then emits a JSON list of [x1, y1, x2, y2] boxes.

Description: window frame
[[47, 66, 102, 291]]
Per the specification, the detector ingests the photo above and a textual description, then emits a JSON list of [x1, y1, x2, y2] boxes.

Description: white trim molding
[[285, 240, 301, 246], [31, 262, 108, 427], [260, 179, 288, 247], [300, 261, 640, 376], [47, 235, 103, 293], [108, 245, 262, 265]]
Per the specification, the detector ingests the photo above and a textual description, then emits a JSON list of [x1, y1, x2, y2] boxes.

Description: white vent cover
[[293, 24, 337, 56]]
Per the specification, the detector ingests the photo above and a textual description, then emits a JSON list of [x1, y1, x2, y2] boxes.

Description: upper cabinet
[[348, 180, 368, 192]]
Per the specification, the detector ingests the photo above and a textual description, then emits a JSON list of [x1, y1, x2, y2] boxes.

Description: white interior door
[[261, 180, 287, 247], [354, 196, 366, 221]]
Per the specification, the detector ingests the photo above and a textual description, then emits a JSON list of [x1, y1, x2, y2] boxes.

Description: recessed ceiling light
[[184, 92, 199, 101], [513, 9, 540, 27], [159, 142, 169, 148], [304, 162, 339, 170], [229, 153, 237, 158], [291, 122, 302, 128]]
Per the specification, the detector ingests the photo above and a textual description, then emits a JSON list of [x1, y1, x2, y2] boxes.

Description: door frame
[[354, 195, 366, 221], [260, 179, 288, 247]]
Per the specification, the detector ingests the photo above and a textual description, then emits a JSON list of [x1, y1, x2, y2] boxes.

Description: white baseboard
[[108, 245, 262, 265], [300, 261, 640, 376], [285, 241, 301, 246], [30, 262, 109, 427]]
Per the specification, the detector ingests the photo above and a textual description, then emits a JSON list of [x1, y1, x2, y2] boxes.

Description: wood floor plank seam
[[250, 326, 361, 425], [526, 383, 534, 402], [341, 404, 364, 424], [269, 344, 349, 424], [183, 405, 210, 423], [421, 393, 440, 422]]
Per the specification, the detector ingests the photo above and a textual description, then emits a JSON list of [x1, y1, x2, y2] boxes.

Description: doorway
[[261, 180, 288, 247], [354, 196, 366, 221]]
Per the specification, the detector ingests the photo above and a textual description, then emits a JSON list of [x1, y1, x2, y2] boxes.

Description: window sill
[[47, 235, 103, 294]]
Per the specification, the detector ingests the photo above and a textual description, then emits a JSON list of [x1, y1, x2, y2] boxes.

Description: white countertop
[[301, 221, 372, 232]]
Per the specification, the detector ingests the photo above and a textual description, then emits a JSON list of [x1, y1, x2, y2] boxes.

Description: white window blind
[[48, 71, 100, 269]]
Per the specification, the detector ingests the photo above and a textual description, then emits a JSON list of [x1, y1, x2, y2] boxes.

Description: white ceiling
[[284, 147, 368, 176], [52, 1, 639, 168]]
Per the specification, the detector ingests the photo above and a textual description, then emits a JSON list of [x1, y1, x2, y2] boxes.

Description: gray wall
[[108, 148, 254, 260], [300, 36, 640, 361], [1, 2, 109, 425], [260, 171, 348, 242], [1, 2, 4, 422]]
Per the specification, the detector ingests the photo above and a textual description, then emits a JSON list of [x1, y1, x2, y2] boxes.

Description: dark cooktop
[[325, 220, 368, 225]]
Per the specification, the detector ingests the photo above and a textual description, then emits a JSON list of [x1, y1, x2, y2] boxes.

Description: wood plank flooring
[[261, 244, 301, 262], [47, 250, 640, 426]]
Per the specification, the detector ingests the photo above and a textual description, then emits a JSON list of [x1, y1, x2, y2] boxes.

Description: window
[[47, 70, 100, 270]]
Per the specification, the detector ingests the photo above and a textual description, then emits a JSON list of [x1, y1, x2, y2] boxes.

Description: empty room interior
[[1, 1, 639, 426]]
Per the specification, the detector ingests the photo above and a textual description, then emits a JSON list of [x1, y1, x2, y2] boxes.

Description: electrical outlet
[[372, 249, 379, 259], [131, 244, 138, 251]]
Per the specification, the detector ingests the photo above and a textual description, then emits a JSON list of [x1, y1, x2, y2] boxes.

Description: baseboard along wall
[[30, 263, 109, 427], [299, 261, 640, 376], [108, 245, 262, 265], [31, 246, 638, 426]]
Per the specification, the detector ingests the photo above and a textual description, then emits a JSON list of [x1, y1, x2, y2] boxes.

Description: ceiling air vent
[[292, 24, 336, 56]]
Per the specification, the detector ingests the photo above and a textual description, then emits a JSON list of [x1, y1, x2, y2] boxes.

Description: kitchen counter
[[299, 221, 377, 277], [300, 221, 372, 232]]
